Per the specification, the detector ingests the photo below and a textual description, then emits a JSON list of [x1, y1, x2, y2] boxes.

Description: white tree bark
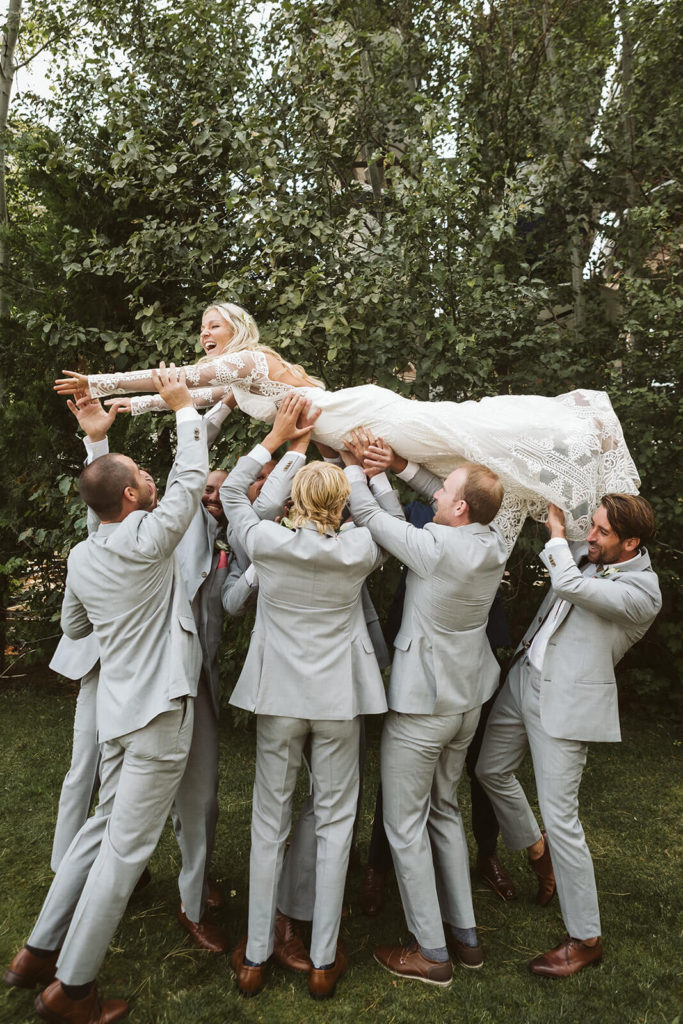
[[0, 0, 23, 322]]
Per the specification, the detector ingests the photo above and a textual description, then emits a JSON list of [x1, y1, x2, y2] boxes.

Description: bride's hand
[[54, 370, 89, 395], [103, 397, 132, 414]]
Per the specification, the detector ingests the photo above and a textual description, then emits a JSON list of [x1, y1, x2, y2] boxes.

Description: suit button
[[201, 571, 207, 578]]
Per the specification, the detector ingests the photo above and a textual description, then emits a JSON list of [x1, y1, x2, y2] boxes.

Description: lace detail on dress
[[130, 387, 230, 416]]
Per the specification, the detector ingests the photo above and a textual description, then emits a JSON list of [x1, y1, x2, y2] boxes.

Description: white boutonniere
[[214, 537, 229, 554], [597, 565, 621, 578]]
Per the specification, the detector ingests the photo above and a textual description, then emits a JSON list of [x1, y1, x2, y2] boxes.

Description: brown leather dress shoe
[[232, 937, 267, 997], [477, 851, 517, 901], [309, 946, 348, 1000], [374, 940, 452, 987], [359, 867, 385, 917], [35, 981, 128, 1024], [529, 832, 556, 906], [3, 947, 59, 989], [445, 932, 484, 969], [529, 936, 603, 977], [177, 907, 229, 953], [273, 912, 312, 973]]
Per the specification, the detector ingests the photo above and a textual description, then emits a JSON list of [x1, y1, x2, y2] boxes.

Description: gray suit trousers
[[277, 719, 366, 921], [382, 708, 481, 950], [247, 715, 360, 968], [51, 668, 101, 872], [29, 702, 194, 984], [476, 658, 601, 938], [171, 675, 219, 922]]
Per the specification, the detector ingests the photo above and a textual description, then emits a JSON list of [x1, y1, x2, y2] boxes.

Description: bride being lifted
[[54, 301, 640, 549]]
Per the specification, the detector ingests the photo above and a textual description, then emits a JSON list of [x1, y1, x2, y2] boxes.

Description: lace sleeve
[[130, 386, 231, 416], [88, 350, 264, 397]]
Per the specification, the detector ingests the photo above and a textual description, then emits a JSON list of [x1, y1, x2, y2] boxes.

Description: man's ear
[[624, 535, 640, 554], [122, 484, 137, 505]]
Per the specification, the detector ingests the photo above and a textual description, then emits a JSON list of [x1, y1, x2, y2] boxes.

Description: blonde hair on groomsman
[[289, 462, 351, 535]]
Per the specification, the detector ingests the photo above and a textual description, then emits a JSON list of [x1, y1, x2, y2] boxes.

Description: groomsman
[[224, 395, 389, 1000], [4, 365, 207, 1024], [343, 443, 507, 986], [476, 496, 661, 976]]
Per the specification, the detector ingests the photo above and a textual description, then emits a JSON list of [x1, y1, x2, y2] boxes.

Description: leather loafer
[[374, 940, 452, 987], [35, 981, 128, 1024], [530, 936, 603, 977], [4, 947, 59, 990], [232, 937, 267, 997], [445, 932, 484, 969], [273, 912, 312, 973], [309, 946, 348, 1000], [477, 851, 517, 902], [359, 867, 385, 917], [529, 832, 556, 906], [177, 907, 229, 953]]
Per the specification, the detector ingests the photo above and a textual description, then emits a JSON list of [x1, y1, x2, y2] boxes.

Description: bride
[[54, 301, 640, 548]]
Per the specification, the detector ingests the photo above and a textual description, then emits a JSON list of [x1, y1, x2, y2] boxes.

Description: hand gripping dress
[[87, 349, 640, 550]]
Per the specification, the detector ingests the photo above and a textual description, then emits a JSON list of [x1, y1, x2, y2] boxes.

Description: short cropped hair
[[459, 463, 504, 525], [78, 454, 136, 520], [290, 462, 351, 535], [601, 493, 656, 546]]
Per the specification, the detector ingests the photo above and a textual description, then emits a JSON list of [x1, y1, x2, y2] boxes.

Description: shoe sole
[[35, 994, 129, 1023], [373, 954, 452, 987], [529, 957, 603, 978], [454, 956, 484, 970], [4, 969, 43, 989]]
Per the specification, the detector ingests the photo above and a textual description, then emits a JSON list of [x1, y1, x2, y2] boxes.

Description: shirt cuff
[[544, 537, 569, 550], [397, 461, 420, 482], [369, 473, 392, 496], [344, 465, 367, 485], [247, 443, 273, 466], [324, 455, 344, 466], [244, 564, 258, 587], [287, 450, 306, 463], [176, 406, 201, 425], [206, 400, 231, 424], [83, 437, 109, 464]]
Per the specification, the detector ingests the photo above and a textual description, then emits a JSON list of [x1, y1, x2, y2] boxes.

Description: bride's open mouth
[[202, 340, 218, 354]]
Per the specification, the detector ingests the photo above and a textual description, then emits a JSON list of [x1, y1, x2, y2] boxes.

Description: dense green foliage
[[1, 0, 681, 707]]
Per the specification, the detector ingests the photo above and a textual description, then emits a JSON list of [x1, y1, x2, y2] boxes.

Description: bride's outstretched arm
[[54, 350, 264, 398], [105, 386, 233, 416]]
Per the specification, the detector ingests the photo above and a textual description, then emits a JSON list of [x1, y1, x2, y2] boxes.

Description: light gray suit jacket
[[220, 451, 304, 616], [518, 541, 661, 742], [60, 417, 209, 743], [349, 479, 508, 715], [223, 454, 388, 719]]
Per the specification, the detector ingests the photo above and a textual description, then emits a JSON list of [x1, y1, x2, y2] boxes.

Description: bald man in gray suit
[[4, 366, 208, 1024]]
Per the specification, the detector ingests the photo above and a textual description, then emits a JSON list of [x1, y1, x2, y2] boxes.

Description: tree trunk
[[0, 0, 23, 324]]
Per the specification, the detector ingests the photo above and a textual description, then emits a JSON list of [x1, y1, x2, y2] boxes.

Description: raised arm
[[54, 349, 267, 399]]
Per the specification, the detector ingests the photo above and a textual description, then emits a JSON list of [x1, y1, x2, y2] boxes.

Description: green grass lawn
[[1, 673, 681, 1024]]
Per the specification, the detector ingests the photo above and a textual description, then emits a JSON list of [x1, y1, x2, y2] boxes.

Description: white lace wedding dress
[[87, 349, 640, 549]]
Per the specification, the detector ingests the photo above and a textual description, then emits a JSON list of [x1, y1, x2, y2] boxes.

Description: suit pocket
[[393, 632, 412, 652], [361, 636, 375, 655], [178, 614, 198, 636]]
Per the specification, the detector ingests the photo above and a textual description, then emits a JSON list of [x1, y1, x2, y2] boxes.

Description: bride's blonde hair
[[289, 462, 350, 534], [202, 302, 325, 389]]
